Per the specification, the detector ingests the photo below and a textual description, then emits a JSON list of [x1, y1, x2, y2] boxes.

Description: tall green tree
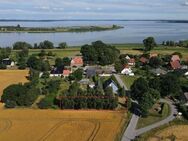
[[143, 37, 157, 52]]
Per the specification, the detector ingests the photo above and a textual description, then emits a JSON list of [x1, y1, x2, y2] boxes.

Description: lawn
[[120, 75, 138, 89], [0, 107, 127, 141], [137, 102, 171, 129], [0, 70, 29, 97]]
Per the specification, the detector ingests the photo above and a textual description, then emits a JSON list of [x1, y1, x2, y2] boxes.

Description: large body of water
[[0, 20, 188, 47]]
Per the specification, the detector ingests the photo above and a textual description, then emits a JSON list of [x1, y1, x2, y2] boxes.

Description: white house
[[185, 71, 188, 76], [121, 67, 134, 76], [2, 58, 15, 67], [104, 79, 119, 94]]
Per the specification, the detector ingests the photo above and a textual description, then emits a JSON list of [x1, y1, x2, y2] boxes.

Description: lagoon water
[[0, 20, 188, 47]]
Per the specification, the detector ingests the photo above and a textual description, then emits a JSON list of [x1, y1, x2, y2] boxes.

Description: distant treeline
[[0, 24, 123, 33]]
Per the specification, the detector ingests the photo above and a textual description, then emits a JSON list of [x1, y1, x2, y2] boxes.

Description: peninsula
[[0, 24, 123, 33]]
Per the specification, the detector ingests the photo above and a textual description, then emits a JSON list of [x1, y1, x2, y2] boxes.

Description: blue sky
[[0, 0, 188, 20]]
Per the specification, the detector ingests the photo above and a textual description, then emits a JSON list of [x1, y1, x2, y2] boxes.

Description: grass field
[[137, 103, 171, 129], [148, 125, 188, 141], [0, 107, 126, 141], [0, 70, 29, 97], [120, 75, 138, 90]]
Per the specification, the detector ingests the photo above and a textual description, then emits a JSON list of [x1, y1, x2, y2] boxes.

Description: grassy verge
[[120, 75, 138, 90], [137, 102, 171, 129], [115, 111, 132, 141], [135, 119, 188, 141]]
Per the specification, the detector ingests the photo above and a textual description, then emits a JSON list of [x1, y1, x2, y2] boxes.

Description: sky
[[0, 0, 188, 20]]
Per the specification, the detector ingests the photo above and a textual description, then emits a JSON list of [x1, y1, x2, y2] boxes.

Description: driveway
[[114, 74, 178, 141], [121, 98, 177, 141]]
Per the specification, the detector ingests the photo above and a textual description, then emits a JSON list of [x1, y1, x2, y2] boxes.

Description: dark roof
[[50, 66, 64, 74], [86, 69, 96, 78], [103, 79, 118, 89], [2, 58, 12, 65]]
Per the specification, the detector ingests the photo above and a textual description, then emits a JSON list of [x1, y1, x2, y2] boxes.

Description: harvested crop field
[[148, 125, 188, 141], [0, 70, 29, 97], [0, 107, 126, 141]]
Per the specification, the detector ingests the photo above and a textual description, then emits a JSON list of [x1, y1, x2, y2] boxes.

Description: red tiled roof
[[63, 70, 71, 75], [170, 61, 181, 69], [140, 57, 148, 63], [128, 58, 135, 63], [71, 57, 83, 66], [171, 55, 180, 62]]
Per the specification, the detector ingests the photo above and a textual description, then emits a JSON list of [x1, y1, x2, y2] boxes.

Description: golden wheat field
[[0, 70, 29, 97], [0, 105, 126, 141], [148, 125, 188, 141]]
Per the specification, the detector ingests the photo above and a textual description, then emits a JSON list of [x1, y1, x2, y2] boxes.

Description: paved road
[[114, 74, 128, 90], [114, 74, 177, 141], [135, 99, 177, 136]]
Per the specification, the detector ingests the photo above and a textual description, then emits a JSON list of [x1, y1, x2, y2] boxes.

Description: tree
[[131, 77, 149, 101], [58, 42, 67, 49], [119, 87, 126, 97], [13, 42, 32, 50], [38, 40, 54, 49], [114, 60, 124, 73], [160, 74, 182, 97], [62, 57, 71, 66], [149, 57, 162, 68], [69, 69, 83, 81], [55, 58, 64, 68], [143, 37, 157, 52], [81, 41, 120, 65], [104, 87, 113, 97]]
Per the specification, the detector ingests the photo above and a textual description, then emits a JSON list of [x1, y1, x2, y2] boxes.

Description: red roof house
[[171, 55, 180, 62], [128, 58, 135, 66], [63, 70, 71, 77], [71, 57, 83, 67], [170, 61, 181, 70]]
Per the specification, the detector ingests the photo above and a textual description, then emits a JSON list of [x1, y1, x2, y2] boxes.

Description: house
[[151, 68, 167, 76], [86, 68, 96, 78], [150, 53, 158, 58], [121, 65, 134, 76], [185, 71, 188, 76], [125, 55, 131, 60], [183, 92, 188, 106], [171, 55, 180, 62], [2, 58, 15, 67], [71, 57, 83, 67], [104, 79, 119, 94], [79, 79, 95, 88], [140, 57, 148, 64], [128, 58, 135, 66], [170, 61, 181, 70], [63, 69, 71, 77], [50, 67, 64, 77]]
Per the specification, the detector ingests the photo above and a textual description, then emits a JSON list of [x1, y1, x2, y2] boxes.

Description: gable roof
[[63, 70, 71, 75], [86, 68, 96, 78], [51, 67, 64, 74], [170, 61, 181, 69], [103, 79, 118, 89], [71, 57, 83, 66], [171, 55, 180, 62], [128, 58, 135, 64]]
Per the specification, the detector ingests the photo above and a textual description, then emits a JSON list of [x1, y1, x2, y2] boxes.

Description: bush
[[5, 100, 17, 108], [38, 95, 55, 109]]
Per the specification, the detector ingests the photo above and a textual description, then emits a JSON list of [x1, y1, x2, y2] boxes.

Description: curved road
[[113, 75, 178, 141]]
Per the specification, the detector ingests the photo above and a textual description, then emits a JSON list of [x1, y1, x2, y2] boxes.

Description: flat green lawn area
[[137, 102, 171, 129], [120, 75, 138, 89], [11, 44, 188, 60]]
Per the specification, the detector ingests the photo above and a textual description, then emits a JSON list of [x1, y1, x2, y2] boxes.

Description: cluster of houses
[[119, 53, 188, 77], [50, 56, 83, 77]]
